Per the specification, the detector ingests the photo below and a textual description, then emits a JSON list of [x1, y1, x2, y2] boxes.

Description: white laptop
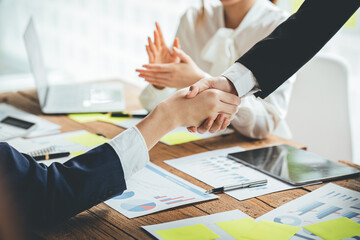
[[23, 19, 126, 114]]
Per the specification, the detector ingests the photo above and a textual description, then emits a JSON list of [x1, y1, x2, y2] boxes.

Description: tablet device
[[227, 144, 359, 185]]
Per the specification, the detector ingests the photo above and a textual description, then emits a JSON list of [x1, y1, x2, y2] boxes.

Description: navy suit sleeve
[[237, 0, 359, 98], [0, 142, 127, 229]]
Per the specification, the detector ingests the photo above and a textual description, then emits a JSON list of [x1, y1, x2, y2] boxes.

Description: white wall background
[[0, 0, 201, 86]]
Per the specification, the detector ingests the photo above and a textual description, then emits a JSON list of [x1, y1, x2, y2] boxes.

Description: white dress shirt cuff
[[222, 63, 259, 97], [108, 126, 149, 181], [139, 84, 177, 112]]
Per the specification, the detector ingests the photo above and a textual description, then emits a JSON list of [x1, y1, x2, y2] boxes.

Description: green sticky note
[[68, 113, 105, 123], [245, 220, 300, 240], [304, 217, 360, 240], [66, 133, 109, 147], [161, 131, 202, 145], [216, 217, 257, 239], [70, 151, 85, 157], [155, 224, 220, 240]]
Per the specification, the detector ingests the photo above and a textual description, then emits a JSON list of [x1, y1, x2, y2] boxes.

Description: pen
[[205, 179, 268, 194], [33, 152, 70, 161], [110, 112, 148, 118]]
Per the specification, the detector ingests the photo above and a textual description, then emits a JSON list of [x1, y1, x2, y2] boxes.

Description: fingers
[[209, 114, 225, 133], [198, 117, 215, 134], [148, 36, 156, 54], [187, 126, 197, 133], [146, 45, 154, 63], [154, 30, 160, 49], [138, 71, 170, 81], [186, 78, 212, 99], [155, 22, 166, 47], [141, 64, 172, 72], [216, 91, 242, 106], [173, 37, 180, 49], [172, 47, 190, 63], [220, 118, 230, 131]]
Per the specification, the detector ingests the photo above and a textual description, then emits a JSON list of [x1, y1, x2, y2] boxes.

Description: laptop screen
[[23, 18, 48, 107]]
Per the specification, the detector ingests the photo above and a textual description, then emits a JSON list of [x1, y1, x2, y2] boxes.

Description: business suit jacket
[[0, 142, 126, 229], [237, 0, 360, 99]]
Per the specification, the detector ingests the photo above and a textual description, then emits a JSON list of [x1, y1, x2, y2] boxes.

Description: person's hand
[[136, 47, 206, 89], [158, 88, 241, 128], [136, 88, 241, 149], [146, 22, 180, 65], [143, 22, 180, 89], [185, 76, 239, 133]]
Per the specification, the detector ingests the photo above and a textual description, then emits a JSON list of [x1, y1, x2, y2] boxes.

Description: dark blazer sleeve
[[0, 142, 127, 229], [237, 0, 360, 98]]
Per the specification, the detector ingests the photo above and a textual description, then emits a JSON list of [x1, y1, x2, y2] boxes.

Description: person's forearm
[[136, 103, 178, 149]]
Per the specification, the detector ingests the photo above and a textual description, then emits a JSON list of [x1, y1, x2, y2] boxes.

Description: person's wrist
[[218, 76, 238, 95], [153, 102, 180, 131]]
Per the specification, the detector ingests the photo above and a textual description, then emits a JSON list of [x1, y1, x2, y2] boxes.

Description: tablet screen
[[227, 144, 359, 185]]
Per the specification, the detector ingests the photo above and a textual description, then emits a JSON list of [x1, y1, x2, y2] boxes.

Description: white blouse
[[140, 0, 295, 139]]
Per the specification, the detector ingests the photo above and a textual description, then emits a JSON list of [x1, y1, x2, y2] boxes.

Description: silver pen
[[205, 179, 268, 194]]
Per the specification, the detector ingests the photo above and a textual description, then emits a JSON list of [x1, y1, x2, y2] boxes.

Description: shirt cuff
[[222, 63, 259, 97], [108, 126, 149, 181]]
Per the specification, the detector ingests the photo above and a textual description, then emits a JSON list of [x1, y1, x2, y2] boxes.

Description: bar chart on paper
[[165, 147, 296, 201], [105, 163, 217, 218], [259, 183, 360, 240]]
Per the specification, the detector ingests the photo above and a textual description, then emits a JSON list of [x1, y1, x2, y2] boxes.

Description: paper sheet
[[143, 210, 251, 240], [105, 163, 217, 218], [258, 183, 360, 240], [165, 147, 296, 201]]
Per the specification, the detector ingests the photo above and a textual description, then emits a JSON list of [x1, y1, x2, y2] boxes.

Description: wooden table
[[1, 82, 359, 240]]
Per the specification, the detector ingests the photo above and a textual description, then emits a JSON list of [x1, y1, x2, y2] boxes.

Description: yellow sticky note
[[68, 113, 105, 123], [70, 151, 85, 157], [215, 217, 257, 239], [161, 131, 201, 145], [291, 0, 305, 13], [245, 220, 300, 240], [98, 114, 129, 124], [344, 12, 357, 29], [304, 217, 360, 240], [66, 133, 109, 147], [155, 224, 220, 240]]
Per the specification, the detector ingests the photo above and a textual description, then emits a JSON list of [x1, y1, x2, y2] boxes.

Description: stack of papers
[[0, 103, 60, 138]]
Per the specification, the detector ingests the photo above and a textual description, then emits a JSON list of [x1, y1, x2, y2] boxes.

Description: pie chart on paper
[[113, 191, 135, 200], [121, 199, 156, 212]]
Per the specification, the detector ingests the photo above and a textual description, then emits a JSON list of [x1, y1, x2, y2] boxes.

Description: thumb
[[172, 47, 190, 63], [186, 77, 212, 99]]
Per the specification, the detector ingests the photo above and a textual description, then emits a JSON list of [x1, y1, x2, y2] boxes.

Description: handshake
[[156, 75, 240, 134]]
